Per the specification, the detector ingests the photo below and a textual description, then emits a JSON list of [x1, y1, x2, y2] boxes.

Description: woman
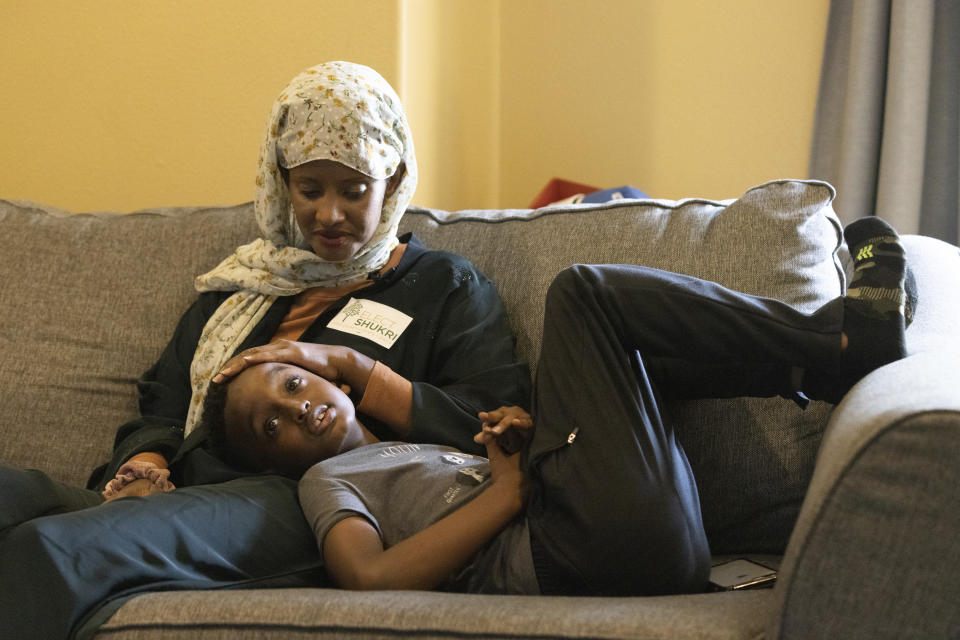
[[0, 61, 529, 639]]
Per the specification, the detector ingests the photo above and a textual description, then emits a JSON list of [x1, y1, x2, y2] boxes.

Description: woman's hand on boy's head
[[213, 340, 331, 382], [213, 340, 374, 397]]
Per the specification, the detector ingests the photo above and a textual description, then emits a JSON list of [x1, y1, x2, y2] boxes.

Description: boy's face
[[223, 362, 363, 476]]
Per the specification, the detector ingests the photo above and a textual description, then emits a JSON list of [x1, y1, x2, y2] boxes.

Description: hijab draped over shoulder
[[184, 61, 418, 436]]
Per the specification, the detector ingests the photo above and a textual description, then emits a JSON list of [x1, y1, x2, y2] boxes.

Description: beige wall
[[0, 0, 404, 212], [1, 1, 829, 213], [498, 0, 832, 205], [401, 0, 502, 209]]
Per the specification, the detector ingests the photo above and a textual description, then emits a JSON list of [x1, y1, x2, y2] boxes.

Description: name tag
[[327, 298, 412, 349]]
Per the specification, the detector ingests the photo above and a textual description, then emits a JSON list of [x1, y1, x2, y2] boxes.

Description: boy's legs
[[0, 475, 326, 640], [527, 217, 911, 597], [525, 263, 850, 597]]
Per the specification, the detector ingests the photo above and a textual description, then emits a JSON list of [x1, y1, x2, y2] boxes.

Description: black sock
[[841, 216, 909, 376], [799, 217, 916, 404]]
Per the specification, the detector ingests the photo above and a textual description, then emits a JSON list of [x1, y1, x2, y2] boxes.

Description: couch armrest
[[769, 351, 960, 639]]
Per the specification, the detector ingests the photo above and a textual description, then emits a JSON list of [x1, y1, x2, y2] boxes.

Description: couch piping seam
[[96, 621, 614, 640]]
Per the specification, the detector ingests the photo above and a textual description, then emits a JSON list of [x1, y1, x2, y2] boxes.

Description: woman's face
[[223, 362, 365, 476], [286, 159, 400, 262]]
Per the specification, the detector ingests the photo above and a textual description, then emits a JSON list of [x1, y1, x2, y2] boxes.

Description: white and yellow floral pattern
[[183, 61, 417, 436]]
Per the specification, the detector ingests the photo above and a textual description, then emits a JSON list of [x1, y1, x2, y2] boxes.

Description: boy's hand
[[474, 406, 533, 453], [483, 435, 528, 513]]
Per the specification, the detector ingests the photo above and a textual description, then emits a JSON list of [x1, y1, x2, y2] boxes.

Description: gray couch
[[1, 179, 958, 639]]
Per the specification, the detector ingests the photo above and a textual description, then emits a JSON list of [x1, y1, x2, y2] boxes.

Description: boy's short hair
[[200, 379, 259, 472]]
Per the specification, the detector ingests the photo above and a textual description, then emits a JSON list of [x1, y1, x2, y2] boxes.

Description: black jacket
[[90, 234, 531, 489]]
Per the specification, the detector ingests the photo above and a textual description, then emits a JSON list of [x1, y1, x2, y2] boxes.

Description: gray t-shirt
[[298, 442, 538, 594]]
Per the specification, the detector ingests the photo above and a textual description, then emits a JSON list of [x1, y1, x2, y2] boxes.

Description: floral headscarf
[[183, 61, 417, 436]]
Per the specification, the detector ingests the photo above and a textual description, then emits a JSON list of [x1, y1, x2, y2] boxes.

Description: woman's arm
[[322, 439, 526, 591], [405, 267, 531, 454]]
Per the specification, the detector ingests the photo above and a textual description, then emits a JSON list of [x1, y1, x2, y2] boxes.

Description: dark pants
[[0, 470, 325, 639], [526, 265, 842, 596]]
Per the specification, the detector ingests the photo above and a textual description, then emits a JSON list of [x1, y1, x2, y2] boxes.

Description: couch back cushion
[[0, 201, 259, 487], [0, 179, 841, 553]]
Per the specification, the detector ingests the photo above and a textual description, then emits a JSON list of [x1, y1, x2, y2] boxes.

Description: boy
[[205, 217, 914, 597]]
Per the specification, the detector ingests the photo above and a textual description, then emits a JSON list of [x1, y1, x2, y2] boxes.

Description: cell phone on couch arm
[[708, 558, 778, 591]]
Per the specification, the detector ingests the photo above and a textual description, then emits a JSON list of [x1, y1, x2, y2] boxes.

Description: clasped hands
[[475, 405, 533, 509]]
